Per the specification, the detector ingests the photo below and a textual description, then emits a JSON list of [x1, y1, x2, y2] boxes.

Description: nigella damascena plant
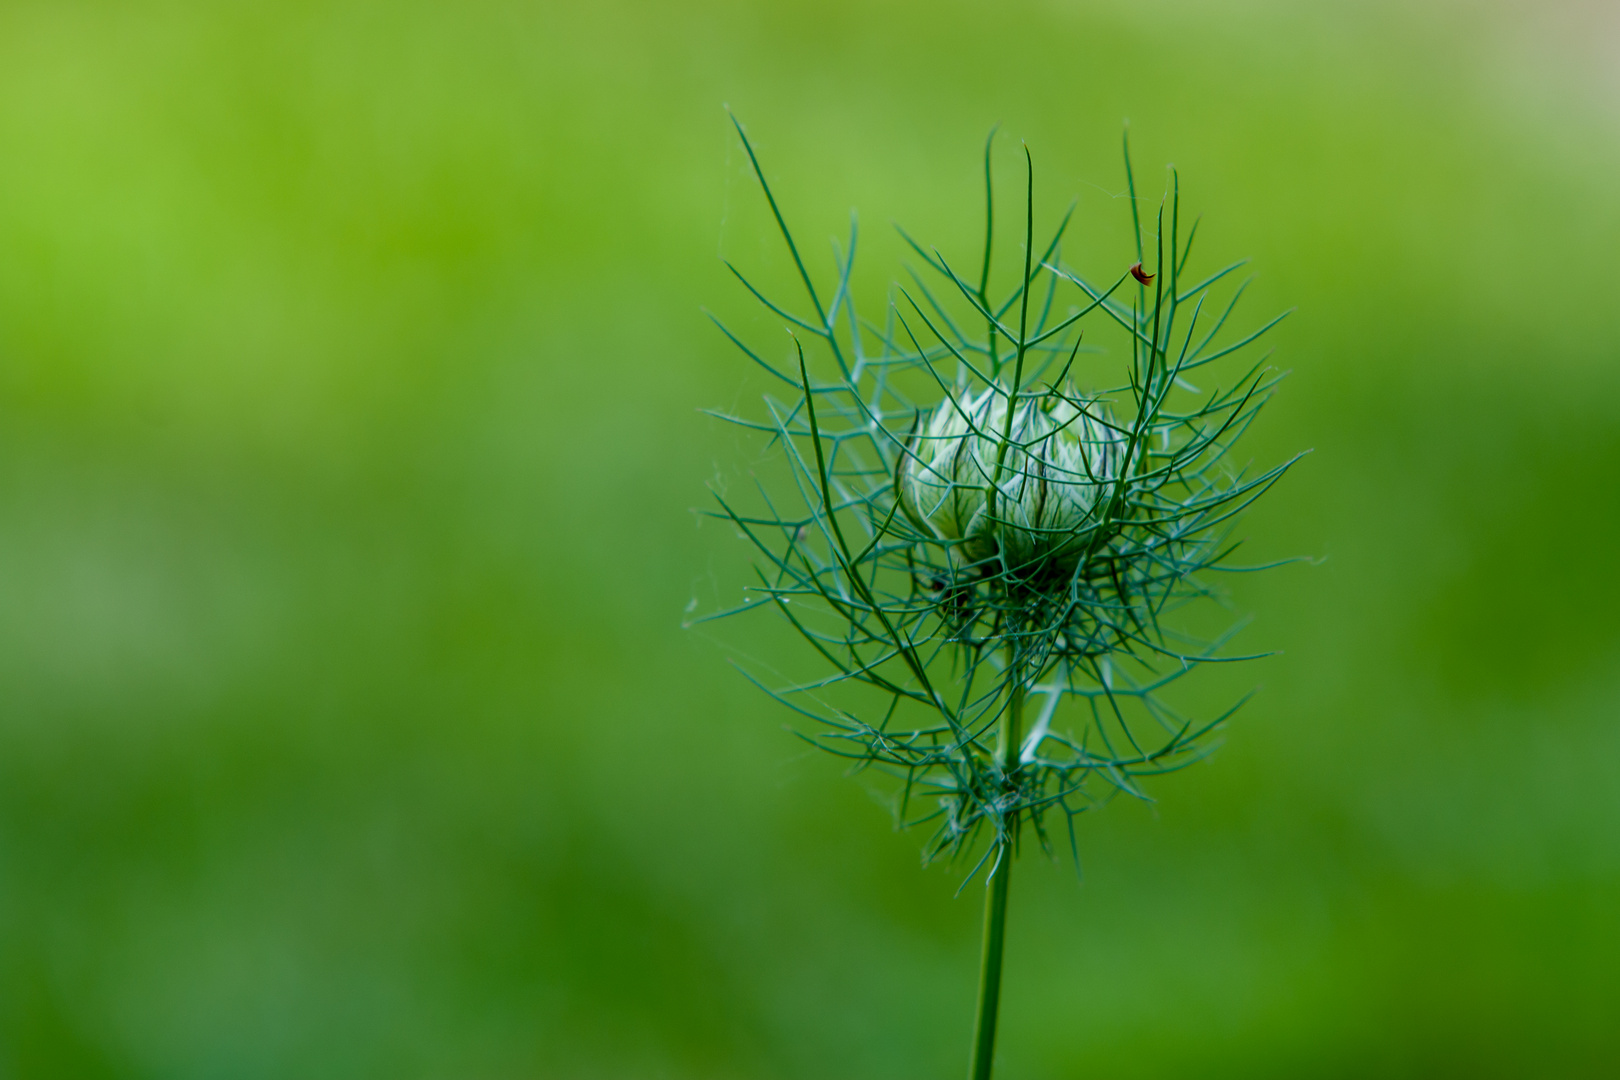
[[692, 115, 1300, 1080]]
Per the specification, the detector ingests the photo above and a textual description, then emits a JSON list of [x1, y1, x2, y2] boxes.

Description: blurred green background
[[1, 0, 1618, 1076]]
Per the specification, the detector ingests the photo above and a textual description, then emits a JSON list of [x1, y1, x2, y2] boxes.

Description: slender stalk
[[968, 846, 1012, 1080], [969, 657, 1024, 1080]]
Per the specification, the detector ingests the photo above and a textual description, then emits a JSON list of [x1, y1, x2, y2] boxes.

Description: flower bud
[[898, 387, 1126, 577]]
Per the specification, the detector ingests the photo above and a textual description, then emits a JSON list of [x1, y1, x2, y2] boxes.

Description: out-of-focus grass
[[0, 0, 1616, 1076]]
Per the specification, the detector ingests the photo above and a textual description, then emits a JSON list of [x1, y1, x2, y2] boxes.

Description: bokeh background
[[1, 0, 1618, 1076]]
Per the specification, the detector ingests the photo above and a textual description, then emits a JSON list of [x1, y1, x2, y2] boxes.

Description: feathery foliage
[[695, 117, 1298, 876]]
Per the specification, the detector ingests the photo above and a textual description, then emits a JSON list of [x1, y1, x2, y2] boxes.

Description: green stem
[[969, 665, 1024, 1080], [968, 846, 1012, 1080]]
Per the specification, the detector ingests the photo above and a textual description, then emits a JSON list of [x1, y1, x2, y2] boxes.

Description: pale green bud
[[898, 387, 1126, 577]]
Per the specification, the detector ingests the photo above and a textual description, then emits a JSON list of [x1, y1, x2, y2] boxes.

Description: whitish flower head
[[898, 387, 1127, 578]]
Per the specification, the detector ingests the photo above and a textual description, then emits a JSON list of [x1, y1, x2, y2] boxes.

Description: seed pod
[[898, 387, 1126, 578]]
